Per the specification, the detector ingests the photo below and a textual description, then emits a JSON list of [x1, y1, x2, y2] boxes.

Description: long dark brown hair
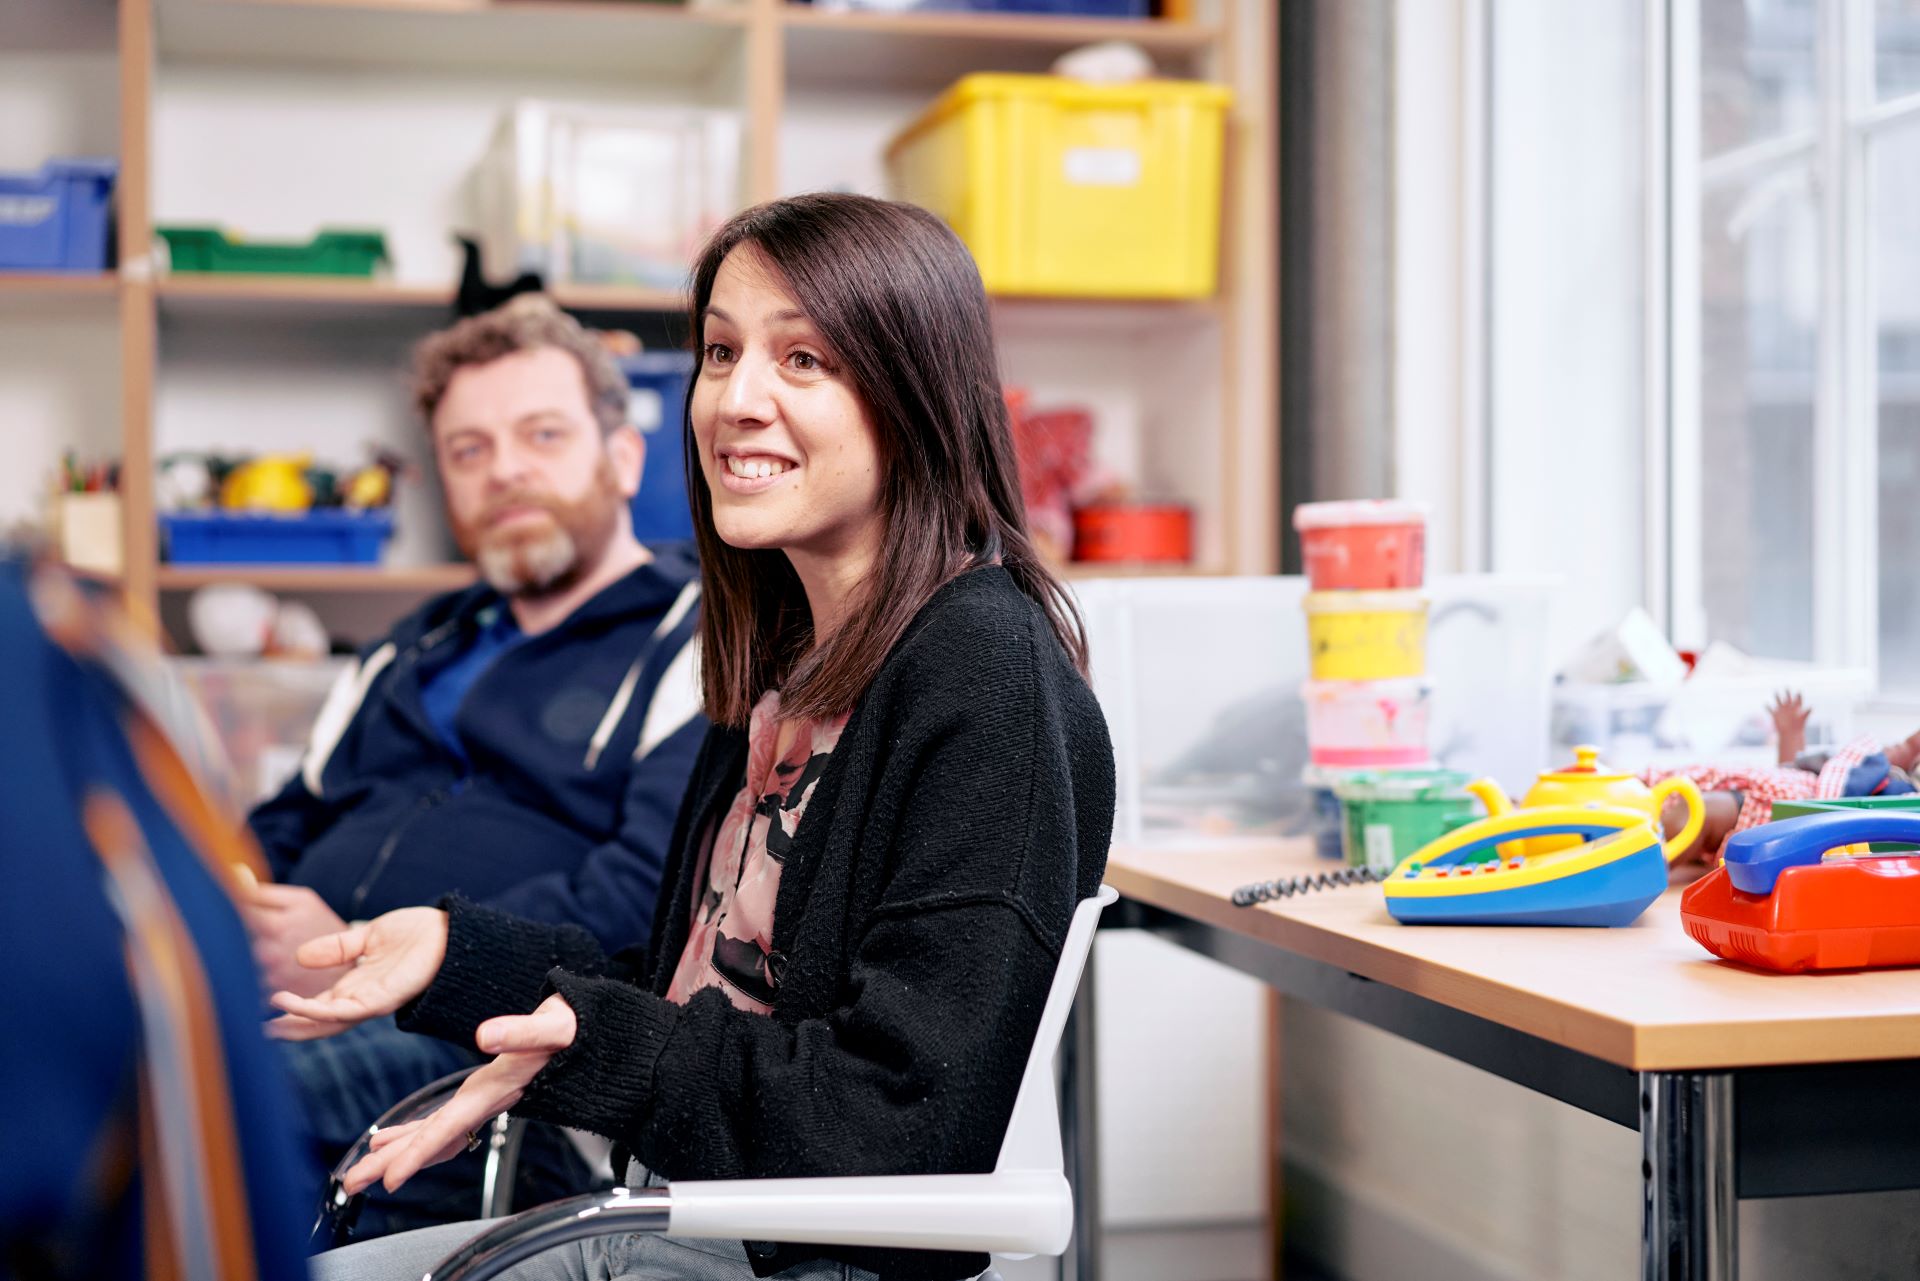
[[684, 193, 1088, 728]]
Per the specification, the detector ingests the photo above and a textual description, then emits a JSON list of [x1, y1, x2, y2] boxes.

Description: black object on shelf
[[454, 234, 545, 319]]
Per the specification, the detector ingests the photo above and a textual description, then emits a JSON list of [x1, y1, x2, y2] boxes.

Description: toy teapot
[[1469, 745, 1705, 861]]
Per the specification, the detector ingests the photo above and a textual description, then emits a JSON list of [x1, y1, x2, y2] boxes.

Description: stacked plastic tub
[[1295, 501, 1458, 871], [1297, 500, 1432, 768]]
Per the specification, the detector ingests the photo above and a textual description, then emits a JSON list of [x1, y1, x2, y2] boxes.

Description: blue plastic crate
[[0, 158, 116, 272], [161, 509, 395, 565], [621, 350, 697, 545]]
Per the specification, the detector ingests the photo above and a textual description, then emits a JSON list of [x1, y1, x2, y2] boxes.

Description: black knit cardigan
[[399, 566, 1115, 1281]]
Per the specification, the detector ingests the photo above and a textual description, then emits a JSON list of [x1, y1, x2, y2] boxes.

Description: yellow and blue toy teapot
[[1466, 745, 1705, 860]]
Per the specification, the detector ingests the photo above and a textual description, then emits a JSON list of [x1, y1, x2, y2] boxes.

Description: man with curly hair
[[243, 296, 704, 1236]]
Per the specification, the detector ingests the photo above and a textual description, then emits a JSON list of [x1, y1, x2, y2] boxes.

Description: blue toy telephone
[[1383, 804, 1670, 927], [1682, 811, 1920, 971]]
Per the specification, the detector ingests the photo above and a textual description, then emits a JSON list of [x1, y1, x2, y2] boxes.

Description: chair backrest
[[993, 884, 1117, 1175]]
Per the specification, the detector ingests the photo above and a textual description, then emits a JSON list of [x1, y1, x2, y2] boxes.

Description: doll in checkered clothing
[[1654, 692, 1920, 880]]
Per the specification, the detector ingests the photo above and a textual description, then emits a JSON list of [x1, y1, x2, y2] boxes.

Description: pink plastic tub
[[1302, 677, 1433, 769], [1294, 499, 1428, 591]]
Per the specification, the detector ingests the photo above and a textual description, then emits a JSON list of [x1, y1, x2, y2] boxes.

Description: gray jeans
[[309, 1217, 875, 1281]]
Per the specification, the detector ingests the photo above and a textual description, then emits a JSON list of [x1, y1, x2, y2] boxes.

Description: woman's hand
[[341, 994, 579, 1194], [265, 907, 450, 1041]]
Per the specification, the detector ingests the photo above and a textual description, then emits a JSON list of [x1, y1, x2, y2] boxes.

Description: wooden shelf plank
[[0, 272, 120, 296], [781, 5, 1219, 91], [156, 0, 750, 78], [158, 275, 450, 306], [780, 5, 1215, 50], [551, 282, 690, 314], [1061, 560, 1221, 580], [154, 275, 688, 317], [152, 559, 1211, 591], [157, 563, 478, 592]]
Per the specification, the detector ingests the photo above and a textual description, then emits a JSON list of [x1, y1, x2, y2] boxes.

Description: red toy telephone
[[1680, 811, 1920, 972]]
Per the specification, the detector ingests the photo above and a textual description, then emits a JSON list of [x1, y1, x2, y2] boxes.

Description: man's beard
[[452, 457, 625, 600]]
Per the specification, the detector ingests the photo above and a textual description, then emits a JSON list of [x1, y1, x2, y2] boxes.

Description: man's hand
[[235, 867, 350, 997], [266, 906, 451, 1041], [341, 994, 579, 1194]]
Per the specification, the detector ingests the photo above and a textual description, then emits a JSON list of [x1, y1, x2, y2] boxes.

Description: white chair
[[420, 884, 1118, 1281]]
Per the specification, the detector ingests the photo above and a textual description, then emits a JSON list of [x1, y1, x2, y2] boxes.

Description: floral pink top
[[666, 690, 850, 1014]]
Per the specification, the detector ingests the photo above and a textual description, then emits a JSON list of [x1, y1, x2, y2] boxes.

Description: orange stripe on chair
[[85, 789, 262, 1281], [124, 712, 271, 888]]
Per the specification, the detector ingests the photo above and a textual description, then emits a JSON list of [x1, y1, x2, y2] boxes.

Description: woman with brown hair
[[275, 192, 1115, 1281]]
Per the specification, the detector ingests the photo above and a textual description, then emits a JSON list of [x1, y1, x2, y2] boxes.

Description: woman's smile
[[717, 449, 799, 494]]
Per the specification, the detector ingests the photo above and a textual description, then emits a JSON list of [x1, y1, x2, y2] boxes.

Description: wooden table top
[[1107, 839, 1920, 1072]]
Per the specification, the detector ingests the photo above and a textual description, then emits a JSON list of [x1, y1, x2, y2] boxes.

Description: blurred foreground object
[[0, 555, 314, 1279]]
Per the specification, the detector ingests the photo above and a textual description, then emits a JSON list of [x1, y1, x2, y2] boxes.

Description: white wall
[[0, 301, 122, 531], [0, 51, 118, 170], [1393, 0, 1479, 578], [0, 50, 122, 530], [1485, 0, 1651, 667]]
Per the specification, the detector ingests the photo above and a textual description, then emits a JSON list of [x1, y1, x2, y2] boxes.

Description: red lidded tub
[[1293, 499, 1428, 591]]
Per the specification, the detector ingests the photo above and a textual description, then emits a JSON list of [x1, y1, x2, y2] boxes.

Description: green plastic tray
[[157, 225, 389, 276], [1770, 794, 1920, 852]]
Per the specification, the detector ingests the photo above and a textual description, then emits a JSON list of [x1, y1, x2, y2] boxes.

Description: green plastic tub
[[1332, 769, 1486, 874], [157, 225, 389, 276], [1769, 794, 1920, 852]]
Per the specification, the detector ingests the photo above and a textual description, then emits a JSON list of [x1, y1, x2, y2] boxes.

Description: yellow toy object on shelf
[[1383, 804, 1674, 927], [219, 455, 314, 513], [885, 73, 1232, 300], [341, 462, 394, 511], [1468, 745, 1705, 861]]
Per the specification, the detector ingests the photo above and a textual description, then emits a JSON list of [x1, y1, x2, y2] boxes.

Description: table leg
[[1641, 1071, 1737, 1281], [1062, 943, 1102, 1281]]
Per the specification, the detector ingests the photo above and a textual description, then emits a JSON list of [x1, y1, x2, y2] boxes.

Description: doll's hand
[[1769, 690, 1811, 764]]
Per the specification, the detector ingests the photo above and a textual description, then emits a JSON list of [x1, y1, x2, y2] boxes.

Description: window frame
[[1664, 0, 1920, 703]]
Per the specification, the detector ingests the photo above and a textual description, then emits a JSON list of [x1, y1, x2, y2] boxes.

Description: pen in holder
[[53, 491, 123, 577]]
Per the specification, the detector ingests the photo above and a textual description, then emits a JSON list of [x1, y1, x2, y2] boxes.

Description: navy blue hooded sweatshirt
[[247, 544, 704, 951]]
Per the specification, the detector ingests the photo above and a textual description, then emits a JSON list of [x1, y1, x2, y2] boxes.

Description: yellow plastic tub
[[1303, 591, 1429, 680], [885, 73, 1232, 299]]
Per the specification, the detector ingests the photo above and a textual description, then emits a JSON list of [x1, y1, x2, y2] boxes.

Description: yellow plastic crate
[[885, 74, 1232, 300]]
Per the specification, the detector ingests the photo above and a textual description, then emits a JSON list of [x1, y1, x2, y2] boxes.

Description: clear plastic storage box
[[1077, 574, 1557, 844], [1552, 666, 1874, 770], [476, 101, 739, 290], [170, 657, 350, 802]]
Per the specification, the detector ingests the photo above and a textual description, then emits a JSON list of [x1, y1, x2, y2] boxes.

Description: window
[[1672, 0, 1920, 695]]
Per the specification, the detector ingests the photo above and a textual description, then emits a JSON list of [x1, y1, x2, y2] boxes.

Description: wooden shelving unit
[[20, 0, 1276, 646]]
